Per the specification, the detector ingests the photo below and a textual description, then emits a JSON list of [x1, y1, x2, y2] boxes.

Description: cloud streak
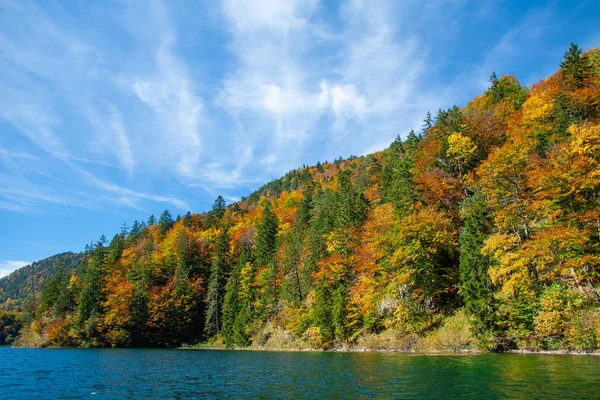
[[0, 260, 31, 278]]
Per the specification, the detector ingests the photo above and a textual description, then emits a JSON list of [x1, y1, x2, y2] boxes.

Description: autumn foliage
[[15, 45, 600, 351]]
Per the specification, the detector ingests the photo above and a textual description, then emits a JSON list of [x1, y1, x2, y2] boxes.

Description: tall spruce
[[158, 209, 174, 234], [222, 248, 248, 346], [561, 43, 591, 89], [205, 229, 230, 335], [458, 192, 496, 332]]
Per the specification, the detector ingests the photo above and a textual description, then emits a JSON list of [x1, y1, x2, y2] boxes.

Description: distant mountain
[[0, 252, 84, 310]]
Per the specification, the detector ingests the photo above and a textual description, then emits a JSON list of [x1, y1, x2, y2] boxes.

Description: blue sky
[[0, 0, 599, 276]]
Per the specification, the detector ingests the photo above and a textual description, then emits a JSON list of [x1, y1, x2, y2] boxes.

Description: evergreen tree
[[182, 211, 193, 227], [128, 237, 154, 344], [254, 201, 279, 267], [205, 229, 230, 335], [253, 200, 279, 317], [120, 223, 129, 238], [313, 283, 334, 345], [459, 192, 496, 333], [422, 111, 433, 133], [77, 237, 108, 341], [222, 249, 248, 346], [158, 209, 174, 234], [130, 220, 141, 236], [208, 196, 226, 227], [147, 214, 156, 226], [381, 134, 420, 214], [561, 43, 591, 89]]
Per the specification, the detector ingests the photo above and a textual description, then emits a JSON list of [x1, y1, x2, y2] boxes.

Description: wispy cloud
[[217, 0, 433, 170], [80, 170, 191, 212], [0, 260, 31, 278], [0, 147, 38, 160], [0, 0, 596, 254]]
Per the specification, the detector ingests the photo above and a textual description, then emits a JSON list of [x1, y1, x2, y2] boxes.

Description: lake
[[1, 347, 598, 399]]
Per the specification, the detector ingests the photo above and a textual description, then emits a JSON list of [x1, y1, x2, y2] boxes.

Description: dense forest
[[0, 252, 83, 311], [8, 44, 600, 351]]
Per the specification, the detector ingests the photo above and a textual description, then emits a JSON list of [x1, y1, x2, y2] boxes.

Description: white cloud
[[223, 0, 318, 33], [319, 81, 367, 131], [81, 171, 191, 211], [127, 0, 204, 179], [217, 0, 434, 173], [0, 260, 31, 278]]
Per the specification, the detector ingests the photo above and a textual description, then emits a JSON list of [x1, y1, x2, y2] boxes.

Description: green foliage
[[561, 43, 592, 89], [486, 73, 528, 109], [458, 192, 496, 333], [380, 133, 420, 214], [205, 229, 230, 335], [158, 210, 174, 234], [254, 201, 279, 268], [222, 249, 248, 346]]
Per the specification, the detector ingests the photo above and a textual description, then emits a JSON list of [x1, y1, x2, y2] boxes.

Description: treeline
[[18, 44, 600, 351]]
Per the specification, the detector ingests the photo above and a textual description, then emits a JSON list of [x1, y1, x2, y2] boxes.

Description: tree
[[147, 214, 156, 226], [422, 111, 433, 133], [222, 249, 248, 346], [158, 209, 174, 234], [77, 237, 109, 341], [458, 192, 497, 333], [130, 220, 141, 236], [182, 211, 193, 227], [253, 200, 279, 317], [381, 134, 420, 214], [208, 196, 226, 227], [120, 223, 129, 238], [205, 229, 230, 335], [254, 201, 279, 268], [561, 43, 591, 89]]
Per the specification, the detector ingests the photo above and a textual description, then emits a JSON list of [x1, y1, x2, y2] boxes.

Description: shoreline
[[178, 345, 600, 356], [7, 344, 599, 356]]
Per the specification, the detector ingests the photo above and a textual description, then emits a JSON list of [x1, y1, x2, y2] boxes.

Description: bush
[[422, 309, 476, 351], [534, 283, 590, 349]]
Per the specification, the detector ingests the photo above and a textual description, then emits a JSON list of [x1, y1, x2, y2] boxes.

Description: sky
[[0, 0, 599, 277]]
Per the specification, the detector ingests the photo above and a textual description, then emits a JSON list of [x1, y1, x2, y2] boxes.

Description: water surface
[[2, 347, 598, 399]]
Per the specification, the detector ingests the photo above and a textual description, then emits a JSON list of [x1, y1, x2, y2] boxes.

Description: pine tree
[[254, 201, 279, 267], [459, 192, 496, 333], [222, 249, 248, 346], [182, 211, 193, 227], [158, 209, 173, 234], [313, 283, 334, 346], [147, 214, 156, 226], [422, 111, 433, 133], [77, 237, 108, 340], [208, 196, 226, 227], [561, 43, 591, 89], [130, 220, 141, 236], [381, 134, 420, 214], [205, 229, 230, 335], [120, 223, 129, 238]]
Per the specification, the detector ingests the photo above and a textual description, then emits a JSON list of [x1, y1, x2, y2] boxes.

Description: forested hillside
[[16, 44, 600, 351], [0, 252, 83, 311]]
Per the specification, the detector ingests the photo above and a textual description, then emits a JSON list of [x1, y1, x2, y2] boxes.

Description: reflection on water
[[1, 347, 598, 399]]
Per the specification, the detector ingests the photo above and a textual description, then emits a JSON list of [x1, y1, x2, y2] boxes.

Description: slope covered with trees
[[0, 252, 84, 311], [16, 45, 600, 351]]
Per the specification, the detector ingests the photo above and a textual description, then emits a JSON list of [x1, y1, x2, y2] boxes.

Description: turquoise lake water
[[1, 347, 598, 399]]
